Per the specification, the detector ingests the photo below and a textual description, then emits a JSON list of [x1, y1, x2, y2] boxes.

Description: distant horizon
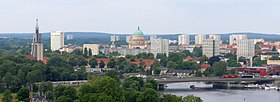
[[0, 31, 279, 35], [1, 0, 280, 34]]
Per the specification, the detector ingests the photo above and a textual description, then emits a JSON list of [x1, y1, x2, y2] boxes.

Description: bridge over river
[[156, 77, 280, 84]]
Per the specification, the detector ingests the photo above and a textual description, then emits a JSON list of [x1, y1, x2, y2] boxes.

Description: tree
[[123, 77, 144, 90], [193, 47, 202, 57], [166, 61, 176, 68], [17, 87, 29, 102], [2, 89, 13, 102], [183, 50, 192, 56], [107, 59, 116, 68], [208, 56, 220, 66], [253, 56, 267, 66], [212, 62, 227, 76], [199, 55, 208, 64], [161, 94, 183, 102], [183, 95, 203, 102], [238, 56, 247, 64], [54, 85, 66, 99], [99, 61, 105, 68], [105, 70, 121, 83], [92, 76, 125, 101], [137, 88, 159, 102], [89, 58, 98, 68]]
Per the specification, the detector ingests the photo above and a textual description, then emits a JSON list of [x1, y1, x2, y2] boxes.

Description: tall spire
[[36, 19, 39, 27]]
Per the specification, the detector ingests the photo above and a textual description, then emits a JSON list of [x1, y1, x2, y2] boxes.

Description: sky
[[1, 0, 280, 34]]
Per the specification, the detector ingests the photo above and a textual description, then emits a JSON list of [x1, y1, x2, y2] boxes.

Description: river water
[[162, 82, 280, 102]]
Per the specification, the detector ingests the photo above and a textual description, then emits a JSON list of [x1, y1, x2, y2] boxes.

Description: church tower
[[31, 19, 43, 61]]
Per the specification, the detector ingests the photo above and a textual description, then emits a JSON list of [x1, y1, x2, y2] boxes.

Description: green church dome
[[133, 27, 144, 36]]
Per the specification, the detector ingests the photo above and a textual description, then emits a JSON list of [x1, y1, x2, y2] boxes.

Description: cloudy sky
[[0, 0, 280, 34]]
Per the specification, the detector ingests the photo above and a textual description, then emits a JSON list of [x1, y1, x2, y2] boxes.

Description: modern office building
[[195, 34, 206, 45], [229, 34, 247, 45], [178, 34, 189, 45], [83, 44, 100, 56], [51, 31, 64, 51], [202, 39, 221, 58], [128, 27, 148, 49], [151, 38, 169, 57], [31, 19, 43, 61], [237, 39, 255, 66], [111, 35, 120, 42]]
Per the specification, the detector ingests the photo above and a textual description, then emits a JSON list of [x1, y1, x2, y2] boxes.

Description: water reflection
[[162, 82, 280, 102]]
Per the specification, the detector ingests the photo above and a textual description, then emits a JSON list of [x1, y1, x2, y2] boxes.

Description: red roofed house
[[184, 56, 193, 62], [25, 54, 49, 64], [96, 58, 109, 68], [132, 59, 156, 71], [200, 64, 210, 73]]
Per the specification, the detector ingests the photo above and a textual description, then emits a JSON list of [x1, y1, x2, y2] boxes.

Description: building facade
[[229, 34, 247, 45], [237, 39, 255, 66], [51, 31, 64, 51], [178, 34, 189, 45], [128, 27, 148, 49], [195, 34, 206, 45], [83, 44, 100, 56], [151, 38, 169, 57], [202, 39, 221, 58]]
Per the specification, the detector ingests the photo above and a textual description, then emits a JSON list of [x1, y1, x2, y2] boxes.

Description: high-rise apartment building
[[202, 39, 221, 58], [151, 38, 169, 57], [31, 19, 43, 61], [178, 34, 189, 45], [66, 34, 73, 40], [111, 35, 120, 42], [51, 31, 64, 51], [209, 34, 221, 40], [195, 34, 206, 45], [229, 34, 247, 45], [237, 39, 255, 66], [150, 35, 157, 42], [83, 44, 100, 56]]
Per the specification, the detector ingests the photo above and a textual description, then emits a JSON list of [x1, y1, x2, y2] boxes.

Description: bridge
[[156, 77, 280, 84]]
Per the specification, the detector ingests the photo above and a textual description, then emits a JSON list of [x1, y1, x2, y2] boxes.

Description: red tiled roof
[[42, 57, 49, 64], [25, 54, 35, 60], [184, 56, 193, 61], [132, 59, 156, 67], [201, 64, 210, 69], [96, 58, 110, 65]]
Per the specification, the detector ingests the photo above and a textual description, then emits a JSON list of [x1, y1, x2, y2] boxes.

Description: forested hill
[[0, 32, 279, 42]]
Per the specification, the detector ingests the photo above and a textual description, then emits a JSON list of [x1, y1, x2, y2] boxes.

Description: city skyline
[[0, 0, 280, 34]]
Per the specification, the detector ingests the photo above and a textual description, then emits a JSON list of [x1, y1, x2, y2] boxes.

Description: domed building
[[128, 27, 148, 49]]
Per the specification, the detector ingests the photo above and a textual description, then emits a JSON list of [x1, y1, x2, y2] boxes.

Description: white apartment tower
[[195, 34, 206, 45], [111, 35, 120, 42], [202, 39, 221, 58], [209, 34, 221, 40], [51, 31, 64, 51], [178, 34, 189, 45], [151, 38, 169, 57], [229, 34, 247, 45], [237, 39, 255, 66]]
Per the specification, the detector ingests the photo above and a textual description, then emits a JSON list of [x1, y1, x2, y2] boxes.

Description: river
[[162, 82, 280, 102]]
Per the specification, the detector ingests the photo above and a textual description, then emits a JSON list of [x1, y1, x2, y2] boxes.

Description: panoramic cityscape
[[1, 0, 280, 102]]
